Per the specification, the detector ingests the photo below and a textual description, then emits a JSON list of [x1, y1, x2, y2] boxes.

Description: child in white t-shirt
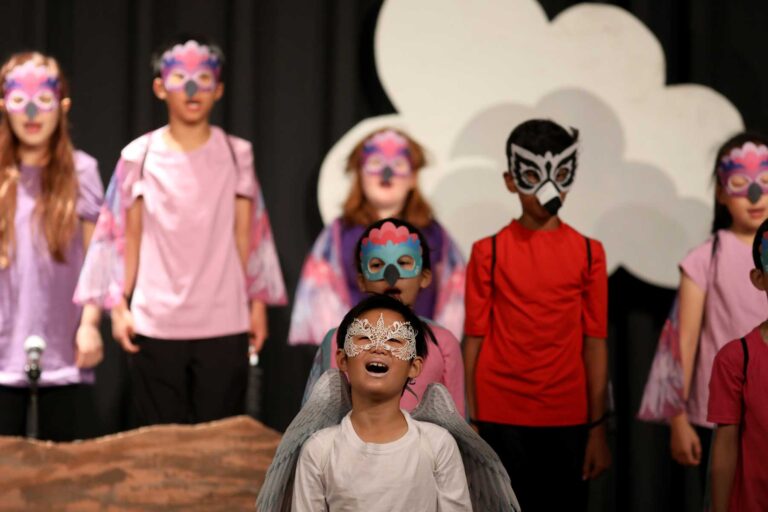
[[291, 294, 472, 511]]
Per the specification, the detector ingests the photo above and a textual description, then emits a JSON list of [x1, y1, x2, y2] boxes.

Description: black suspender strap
[[740, 337, 749, 383], [490, 234, 497, 293], [739, 336, 749, 434], [585, 236, 592, 273]]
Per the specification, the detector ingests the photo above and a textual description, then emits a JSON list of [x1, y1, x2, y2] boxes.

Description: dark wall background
[[2, 1, 767, 510]]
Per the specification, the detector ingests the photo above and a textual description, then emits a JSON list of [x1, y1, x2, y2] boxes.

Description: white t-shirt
[[292, 411, 472, 512]]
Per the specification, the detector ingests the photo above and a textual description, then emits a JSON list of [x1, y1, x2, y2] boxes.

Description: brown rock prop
[[0, 415, 281, 511]]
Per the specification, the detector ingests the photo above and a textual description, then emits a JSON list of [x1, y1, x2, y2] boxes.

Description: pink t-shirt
[[708, 327, 768, 512], [680, 230, 767, 426], [121, 126, 257, 339]]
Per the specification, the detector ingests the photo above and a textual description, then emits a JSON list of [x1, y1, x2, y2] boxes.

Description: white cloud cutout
[[318, 0, 742, 287]]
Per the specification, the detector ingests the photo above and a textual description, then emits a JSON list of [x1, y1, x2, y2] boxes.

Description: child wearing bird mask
[[0, 52, 104, 440], [640, 132, 768, 509], [288, 128, 466, 347], [301, 218, 465, 414], [74, 34, 287, 426], [464, 119, 611, 511]]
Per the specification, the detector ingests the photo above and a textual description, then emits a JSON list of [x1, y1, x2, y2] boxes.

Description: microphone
[[24, 335, 46, 383]]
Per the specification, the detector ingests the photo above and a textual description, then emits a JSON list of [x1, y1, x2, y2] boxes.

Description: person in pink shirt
[[74, 35, 286, 425], [640, 133, 768, 506], [301, 218, 465, 415], [670, 134, 768, 474], [708, 218, 768, 512]]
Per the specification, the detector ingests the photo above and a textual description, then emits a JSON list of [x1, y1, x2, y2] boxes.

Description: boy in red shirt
[[708, 218, 768, 512], [463, 119, 611, 511]]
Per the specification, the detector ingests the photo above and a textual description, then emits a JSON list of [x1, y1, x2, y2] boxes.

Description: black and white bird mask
[[508, 137, 579, 215]]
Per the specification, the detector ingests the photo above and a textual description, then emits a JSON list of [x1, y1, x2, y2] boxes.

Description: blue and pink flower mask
[[361, 130, 413, 185], [360, 221, 423, 286], [160, 40, 221, 98], [717, 142, 768, 204], [3, 61, 60, 119]]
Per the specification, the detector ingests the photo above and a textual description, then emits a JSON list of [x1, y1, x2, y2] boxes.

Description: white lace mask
[[343, 313, 417, 361]]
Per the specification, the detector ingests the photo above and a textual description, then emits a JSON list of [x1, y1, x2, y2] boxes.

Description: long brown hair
[[341, 128, 433, 228], [0, 52, 77, 268]]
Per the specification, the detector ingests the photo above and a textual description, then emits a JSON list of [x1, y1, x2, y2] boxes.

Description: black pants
[[0, 384, 96, 441], [129, 333, 249, 426], [478, 421, 589, 512]]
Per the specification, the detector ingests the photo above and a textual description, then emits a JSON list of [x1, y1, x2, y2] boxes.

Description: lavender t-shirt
[[681, 229, 767, 427], [0, 150, 104, 387]]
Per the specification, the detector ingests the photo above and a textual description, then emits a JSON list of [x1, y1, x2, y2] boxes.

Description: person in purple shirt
[[288, 128, 467, 347], [0, 52, 104, 441]]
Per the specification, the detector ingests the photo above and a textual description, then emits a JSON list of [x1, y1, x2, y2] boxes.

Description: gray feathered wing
[[256, 369, 352, 511], [412, 383, 521, 512]]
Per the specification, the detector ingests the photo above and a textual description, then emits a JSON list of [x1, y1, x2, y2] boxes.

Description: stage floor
[[0, 416, 281, 511]]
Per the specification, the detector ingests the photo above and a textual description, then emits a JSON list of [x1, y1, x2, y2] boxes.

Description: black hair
[[711, 131, 768, 233], [505, 119, 579, 170], [354, 217, 432, 273], [150, 33, 225, 79], [752, 218, 768, 270], [336, 294, 434, 360]]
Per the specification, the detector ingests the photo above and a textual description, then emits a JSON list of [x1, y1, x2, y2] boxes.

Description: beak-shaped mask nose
[[748, 182, 763, 204], [25, 102, 38, 119], [384, 264, 400, 287], [381, 166, 394, 185], [184, 80, 199, 99], [535, 181, 562, 215]]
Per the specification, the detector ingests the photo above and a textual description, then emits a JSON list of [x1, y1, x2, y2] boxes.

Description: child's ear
[[0, 98, 5, 111], [408, 356, 423, 380], [750, 268, 766, 291], [503, 171, 518, 194], [356, 272, 368, 292], [152, 78, 167, 100], [60, 97, 71, 114], [214, 82, 225, 101], [419, 269, 433, 289], [335, 348, 348, 371]]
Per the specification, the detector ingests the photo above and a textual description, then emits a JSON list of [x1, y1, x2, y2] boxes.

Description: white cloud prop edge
[[318, 0, 743, 288]]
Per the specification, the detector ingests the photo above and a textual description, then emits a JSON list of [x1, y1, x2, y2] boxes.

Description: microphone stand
[[25, 359, 41, 439], [245, 351, 262, 420]]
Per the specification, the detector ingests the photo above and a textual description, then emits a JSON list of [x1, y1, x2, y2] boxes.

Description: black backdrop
[[3, 1, 768, 510]]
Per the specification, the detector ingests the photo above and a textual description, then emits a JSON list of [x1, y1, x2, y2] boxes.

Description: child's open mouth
[[185, 99, 202, 111], [748, 207, 765, 219], [365, 361, 389, 376], [384, 287, 402, 297], [24, 122, 42, 134]]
